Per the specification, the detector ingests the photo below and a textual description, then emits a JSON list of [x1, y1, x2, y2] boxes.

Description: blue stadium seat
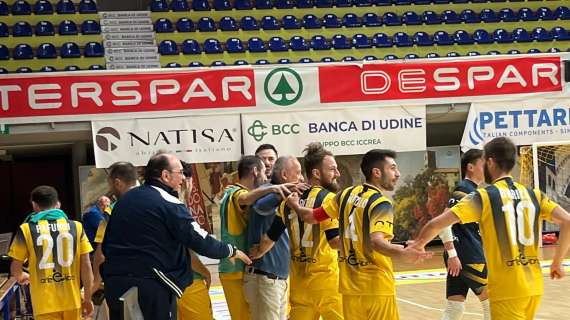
[[342, 56, 356, 62], [454, 30, 473, 44], [403, 11, 421, 25], [220, 16, 238, 31], [434, 0, 450, 3], [532, 27, 553, 41], [150, 0, 168, 11], [512, 28, 531, 42], [310, 35, 330, 50], [547, 47, 560, 53], [278, 58, 291, 64], [159, 40, 179, 55], [82, 20, 101, 34], [446, 52, 460, 57], [290, 36, 309, 50], [227, 38, 245, 53], [423, 11, 442, 24], [527, 48, 541, 54], [214, 0, 232, 10], [442, 10, 461, 24], [384, 54, 398, 61], [426, 52, 440, 58], [299, 58, 313, 63], [12, 0, 32, 15], [241, 16, 259, 30], [155, 18, 174, 33], [383, 12, 401, 26], [275, 0, 294, 8], [461, 9, 479, 23], [394, 32, 412, 47], [37, 43, 57, 58], [363, 55, 377, 61], [480, 9, 500, 22], [192, 0, 210, 10], [0, 45, 8, 59], [59, 20, 78, 35], [255, 0, 273, 9], [412, 0, 430, 4], [182, 39, 201, 54], [508, 49, 520, 54], [493, 29, 512, 43], [352, 34, 371, 48], [13, 21, 32, 37], [372, 33, 392, 47], [467, 51, 480, 56], [204, 38, 223, 53], [198, 17, 216, 32], [395, 0, 411, 4], [235, 0, 252, 10], [165, 62, 181, 68], [79, 0, 97, 13], [269, 37, 288, 51], [34, 0, 53, 14], [234, 60, 249, 65], [519, 8, 538, 21], [335, 0, 352, 7], [14, 43, 33, 59], [17, 67, 33, 73], [261, 16, 280, 30], [256, 59, 270, 64], [189, 61, 204, 67], [303, 14, 321, 28], [0, 1, 7, 15], [354, 0, 371, 6], [316, 0, 333, 7], [61, 42, 81, 58], [85, 42, 104, 57], [321, 57, 335, 62], [0, 22, 7, 36], [473, 29, 492, 44], [171, 0, 190, 11], [248, 37, 266, 52], [89, 65, 105, 70], [283, 15, 301, 29], [413, 32, 432, 46], [332, 34, 351, 49], [363, 13, 381, 27], [552, 27, 570, 40], [434, 30, 453, 45], [297, 0, 313, 8], [40, 66, 56, 72], [65, 65, 81, 71], [537, 7, 555, 20], [36, 21, 55, 36], [175, 18, 193, 32], [499, 8, 519, 22], [323, 14, 341, 28], [343, 13, 361, 27], [404, 53, 419, 59], [555, 6, 570, 20], [487, 50, 500, 55], [56, 0, 76, 14]]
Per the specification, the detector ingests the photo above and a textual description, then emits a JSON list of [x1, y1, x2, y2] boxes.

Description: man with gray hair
[[245, 156, 307, 320], [83, 195, 111, 246]]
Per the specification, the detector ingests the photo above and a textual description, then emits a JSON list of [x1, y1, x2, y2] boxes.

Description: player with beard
[[285, 149, 431, 320], [250, 143, 343, 320]]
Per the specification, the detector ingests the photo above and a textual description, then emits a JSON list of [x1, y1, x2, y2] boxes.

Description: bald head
[[271, 156, 304, 184], [144, 153, 186, 190], [96, 196, 111, 211]]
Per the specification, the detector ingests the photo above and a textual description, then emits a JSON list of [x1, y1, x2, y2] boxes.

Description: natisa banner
[[91, 114, 242, 167], [461, 99, 570, 151], [0, 54, 566, 124], [242, 106, 426, 156]]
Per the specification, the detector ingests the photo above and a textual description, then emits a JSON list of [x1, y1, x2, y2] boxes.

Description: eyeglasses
[[169, 169, 185, 176]]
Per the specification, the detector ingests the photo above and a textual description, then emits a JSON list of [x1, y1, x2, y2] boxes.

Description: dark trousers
[[104, 276, 177, 320]]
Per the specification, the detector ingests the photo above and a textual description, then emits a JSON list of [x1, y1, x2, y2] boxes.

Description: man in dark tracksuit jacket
[[102, 153, 251, 320]]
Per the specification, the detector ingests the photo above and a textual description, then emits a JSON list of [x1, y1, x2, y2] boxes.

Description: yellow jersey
[[277, 186, 339, 292], [8, 218, 93, 315], [451, 176, 558, 301], [322, 183, 395, 296], [219, 184, 250, 276]]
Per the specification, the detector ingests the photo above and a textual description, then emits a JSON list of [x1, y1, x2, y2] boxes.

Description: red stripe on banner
[[0, 69, 255, 119], [187, 164, 211, 233], [318, 56, 563, 103]]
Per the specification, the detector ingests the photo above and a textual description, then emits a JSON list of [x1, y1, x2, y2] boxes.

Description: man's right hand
[[82, 299, 94, 318], [400, 246, 433, 264], [447, 256, 462, 277], [15, 272, 29, 286], [230, 249, 253, 266], [272, 184, 293, 200], [286, 192, 301, 210]]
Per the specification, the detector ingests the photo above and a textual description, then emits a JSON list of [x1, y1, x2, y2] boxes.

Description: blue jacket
[[82, 205, 104, 245]]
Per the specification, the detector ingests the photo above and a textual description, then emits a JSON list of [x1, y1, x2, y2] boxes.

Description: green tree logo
[[264, 68, 303, 106]]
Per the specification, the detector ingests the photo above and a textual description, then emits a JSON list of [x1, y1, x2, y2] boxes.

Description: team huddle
[[7, 137, 570, 320]]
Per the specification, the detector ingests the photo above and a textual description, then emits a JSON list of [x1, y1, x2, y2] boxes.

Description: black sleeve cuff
[[266, 216, 286, 242], [324, 228, 339, 241]]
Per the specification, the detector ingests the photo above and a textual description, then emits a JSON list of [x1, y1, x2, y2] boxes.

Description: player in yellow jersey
[[9, 185, 94, 320], [177, 252, 215, 320], [250, 143, 343, 320], [412, 137, 570, 320], [286, 149, 430, 320]]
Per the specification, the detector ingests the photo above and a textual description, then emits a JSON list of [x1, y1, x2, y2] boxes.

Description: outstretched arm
[[413, 209, 461, 249], [550, 206, 570, 279]]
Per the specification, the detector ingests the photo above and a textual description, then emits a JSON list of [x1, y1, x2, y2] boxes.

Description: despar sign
[[91, 115, 242, 168], [461, 99, 570, 151], [242, 106, 426, 156]]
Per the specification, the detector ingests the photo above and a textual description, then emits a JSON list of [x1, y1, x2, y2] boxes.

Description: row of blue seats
[[0, 42, 103, 59], [151, 0, 527, 12], [158, 27, 570, 54], [0, 64, 105, 73], [1, 0, 97, 15], [0, 20, 100, 36], [154, 7, 570, 33]]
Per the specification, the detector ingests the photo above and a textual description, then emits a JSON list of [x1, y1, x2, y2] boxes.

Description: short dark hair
[[484, 137, 516, 172], [144, 153, 171, 182], [30, 185, 59, 209], [238, 155, 264, 179], [109, 161, 138, 185], [303, 142, 333, 178], [461, 149, 483, 178], [360, 149, 397, 180], [255, 144, 278, 157], [181, 161, 193, 178]]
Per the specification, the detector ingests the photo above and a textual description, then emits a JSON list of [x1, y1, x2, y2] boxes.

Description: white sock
[[481, 299, 491, 320], [441, 300, 465, 320]]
